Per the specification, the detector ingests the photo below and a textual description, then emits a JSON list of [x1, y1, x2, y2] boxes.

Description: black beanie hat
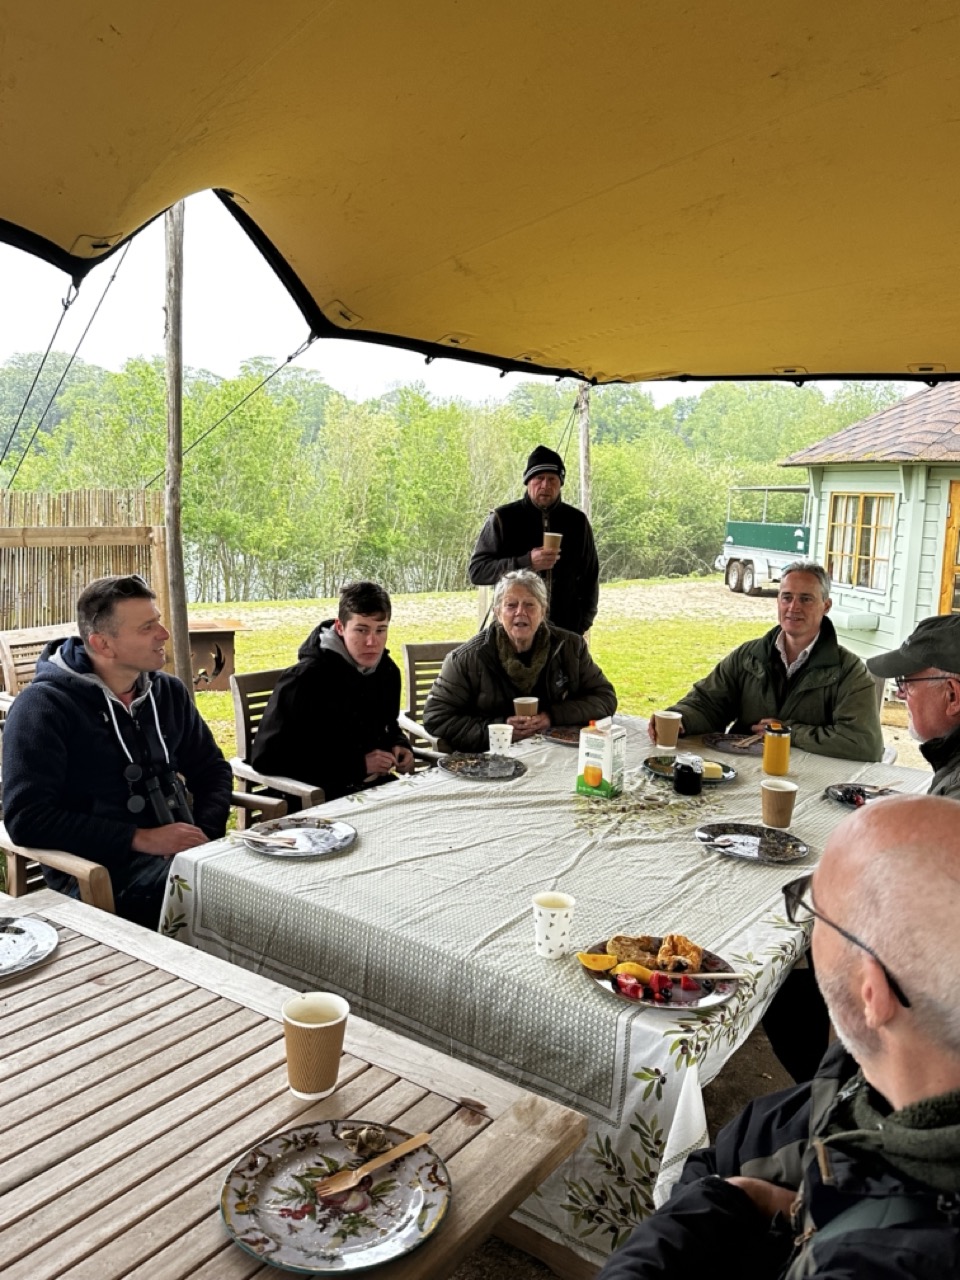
[[523, 445, 565, 486]]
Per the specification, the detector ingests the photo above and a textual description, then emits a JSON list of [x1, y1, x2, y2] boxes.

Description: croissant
[[657, 933, 704, 972]]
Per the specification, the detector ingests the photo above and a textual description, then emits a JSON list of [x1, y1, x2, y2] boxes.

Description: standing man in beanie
[[866, 614, 960, 798], [468, 444, 599, 635]]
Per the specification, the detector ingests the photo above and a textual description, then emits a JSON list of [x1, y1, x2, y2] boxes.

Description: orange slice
[[576, 951, 618, 971], [611, 961, 655, 982]]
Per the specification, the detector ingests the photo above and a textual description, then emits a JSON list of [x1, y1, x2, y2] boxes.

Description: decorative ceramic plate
[[824, 783, 899, 808], [220, 1119, 450, 1273], [242, 815, 357, 858], [438, 752, 527, 781], [701, 733, 765, 757], [643, 754, 737, 784], [582, 938, 741, 1010], [0, 915, 59, 980], [695, 822, 809, 865], [543, 725, 584, 747]]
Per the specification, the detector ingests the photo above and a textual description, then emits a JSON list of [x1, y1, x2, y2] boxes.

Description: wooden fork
[[311, 1132, 432, 1198]]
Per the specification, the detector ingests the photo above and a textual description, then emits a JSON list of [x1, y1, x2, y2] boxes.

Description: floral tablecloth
[[163, 720, 930, 1268]]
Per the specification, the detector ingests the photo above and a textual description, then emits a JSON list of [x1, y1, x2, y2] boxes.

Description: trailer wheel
[[741, 562, 761, 595], [725, 560, 744, 593]]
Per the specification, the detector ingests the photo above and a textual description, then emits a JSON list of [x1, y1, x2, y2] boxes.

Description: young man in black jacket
[[468, 444, 599, 635], [2, 574, 232, 928], [598, 794, 960, 1280], [251, 581, 413, 803]]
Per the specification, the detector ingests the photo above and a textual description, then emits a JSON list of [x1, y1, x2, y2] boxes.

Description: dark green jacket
[[668, 618, 883, 762], [422, 622, 616, 752]]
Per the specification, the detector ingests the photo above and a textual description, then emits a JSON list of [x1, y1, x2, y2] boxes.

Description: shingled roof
[[783, 383, 960, 466]]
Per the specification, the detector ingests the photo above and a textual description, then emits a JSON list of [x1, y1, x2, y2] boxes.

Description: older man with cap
[[468, 444, 599, 635], [597, 795, 960, 1280], [866, 614, 960, 798]]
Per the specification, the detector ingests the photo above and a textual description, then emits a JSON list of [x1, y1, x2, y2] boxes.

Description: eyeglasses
[[782, 874, 911, 1008], [893, 675, 953, 695]]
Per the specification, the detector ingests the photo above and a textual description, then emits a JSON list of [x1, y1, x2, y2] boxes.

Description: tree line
[[0, 352, 909, 600]]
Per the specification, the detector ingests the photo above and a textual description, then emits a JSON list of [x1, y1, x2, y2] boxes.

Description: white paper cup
[[761, 779, 798, 829], [532, 891, 575, 959], [281, 992, 349, 1099], [488, 723, 514, 753]]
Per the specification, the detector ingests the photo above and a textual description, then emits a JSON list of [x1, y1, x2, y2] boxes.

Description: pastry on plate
[[657, 933, 704, 972], [606, 934, 660, 968]]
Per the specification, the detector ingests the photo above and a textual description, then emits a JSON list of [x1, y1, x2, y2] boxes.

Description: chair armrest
[[230, 758, 324, 807], [398, 712, 440, 749], [231, 791, 288, 820], [0, 823, 115, 913]]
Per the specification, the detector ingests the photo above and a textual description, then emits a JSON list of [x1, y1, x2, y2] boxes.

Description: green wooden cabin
[[782, 383, 960, 663]]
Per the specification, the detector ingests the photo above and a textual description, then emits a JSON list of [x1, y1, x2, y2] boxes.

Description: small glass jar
[[674, 752, 703, 795], [762, 723, 791, 776]]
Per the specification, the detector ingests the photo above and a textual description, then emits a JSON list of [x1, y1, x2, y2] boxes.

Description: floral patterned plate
[[694, 822, 809, 865], [543, 725, 584, 747], [221, 1119, 451, 1273], [438, 752, 527, 781], [0, 915, 58, 980], [701, 733, 765, 757], [582, 939, 741, 1010], [242, 815, 357, 858], [824, 783, 899, 807]]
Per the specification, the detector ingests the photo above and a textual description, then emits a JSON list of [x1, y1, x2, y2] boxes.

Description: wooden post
[[576, 383, 592, 520], [164, 202, 193, 699]]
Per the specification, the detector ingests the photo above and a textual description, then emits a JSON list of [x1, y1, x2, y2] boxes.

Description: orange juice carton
[[576, 718, 625, 797]]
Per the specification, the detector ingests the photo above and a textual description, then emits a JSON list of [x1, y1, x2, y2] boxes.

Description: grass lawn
[[195, 577, 772, 756]]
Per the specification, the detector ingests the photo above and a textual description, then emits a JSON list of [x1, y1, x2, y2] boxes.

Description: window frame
[[825, 491, 895, 593]]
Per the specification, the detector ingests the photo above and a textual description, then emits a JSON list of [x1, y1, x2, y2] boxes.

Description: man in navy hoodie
[[2, 573, 232, 927], [252, 580, 414, 802]]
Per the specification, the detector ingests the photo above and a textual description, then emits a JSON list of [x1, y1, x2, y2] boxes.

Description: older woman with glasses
[[423, 569, 616, 752]]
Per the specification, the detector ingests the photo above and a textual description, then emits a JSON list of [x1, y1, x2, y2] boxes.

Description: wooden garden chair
[[229, 669, 324, 828], [397, 641, 459, 761]]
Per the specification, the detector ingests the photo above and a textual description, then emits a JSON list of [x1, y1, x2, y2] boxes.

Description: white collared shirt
[[776, 629, 820, 678]]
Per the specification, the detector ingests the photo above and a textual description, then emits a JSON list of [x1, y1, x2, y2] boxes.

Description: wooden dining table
[[0, 887, 586, 1280], [162, 718, 934, 1277]]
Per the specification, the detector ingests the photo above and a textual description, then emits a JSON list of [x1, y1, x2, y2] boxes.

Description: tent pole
[[164, 201, 194, 701], [577, 383, 592, 521]]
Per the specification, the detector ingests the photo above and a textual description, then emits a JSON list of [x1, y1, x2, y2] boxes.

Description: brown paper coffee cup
[[281, 992, 349, 1099], [761, 779, 798, 829], [543, 531, 563, 552], [654, 710, 682, 748], [514, 696, 538, 716]]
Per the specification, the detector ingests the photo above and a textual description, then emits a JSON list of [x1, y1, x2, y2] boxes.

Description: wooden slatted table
[[0, 888, 586, 1280]]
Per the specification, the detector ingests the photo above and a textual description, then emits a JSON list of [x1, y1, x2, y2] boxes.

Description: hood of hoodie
[[39, 635, 152, 706], [36, 635, 172, 771], [299, 618, 385, 676]]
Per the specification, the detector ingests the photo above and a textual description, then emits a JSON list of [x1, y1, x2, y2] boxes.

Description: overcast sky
[[0, 190, 702, 408]]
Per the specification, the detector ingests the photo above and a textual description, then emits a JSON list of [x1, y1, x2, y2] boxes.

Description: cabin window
[[826, 493, 895, 591]]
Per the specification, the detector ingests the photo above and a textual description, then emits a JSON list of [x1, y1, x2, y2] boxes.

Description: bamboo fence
[[0, 490, 169, 631]]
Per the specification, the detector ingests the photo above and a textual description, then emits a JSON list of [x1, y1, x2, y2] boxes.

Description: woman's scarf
[[495, 622, 551, 693]]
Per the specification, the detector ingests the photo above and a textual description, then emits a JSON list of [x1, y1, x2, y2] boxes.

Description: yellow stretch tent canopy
[[3, 2, 960, 385]]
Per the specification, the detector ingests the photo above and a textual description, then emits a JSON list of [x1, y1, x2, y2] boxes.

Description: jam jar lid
[[675, 752, 703, 771]]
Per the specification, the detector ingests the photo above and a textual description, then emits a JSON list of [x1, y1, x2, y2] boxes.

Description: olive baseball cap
[[866, 614, 960, 678]]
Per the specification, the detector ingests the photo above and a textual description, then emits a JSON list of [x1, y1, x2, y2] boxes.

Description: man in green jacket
[[660, 562, 883, 762]]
